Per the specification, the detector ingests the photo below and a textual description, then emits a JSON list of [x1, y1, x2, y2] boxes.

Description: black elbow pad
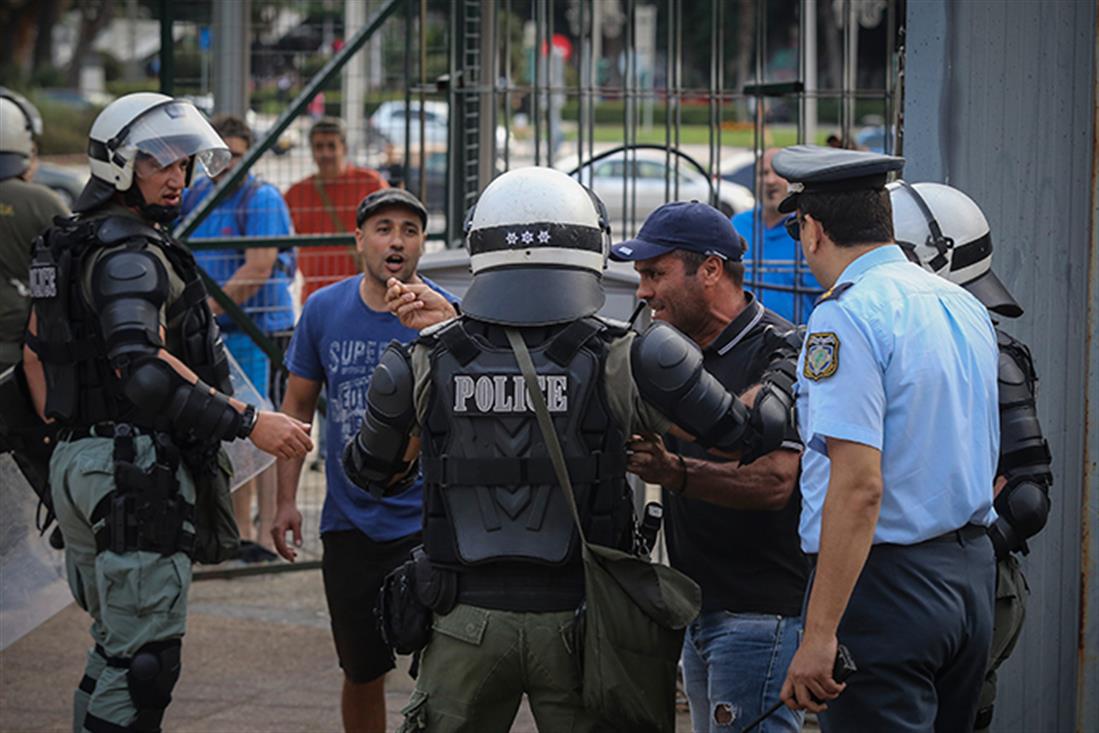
[[631, 321, 750, 451], [989, 477, 1051, 559], [740, 334, 800, 464], [343, 342, 417, 495], [123, 357, 242, 441]]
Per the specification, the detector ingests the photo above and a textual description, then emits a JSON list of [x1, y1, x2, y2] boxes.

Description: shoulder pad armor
[[90, 249, 169, 305], [343, 341, 418, 496], [632, 321, 754, 453], [90, 249, 169, 359], [814, 281, 854, 306], [95, 216, 164, 247], [369, 342, 416, 421]]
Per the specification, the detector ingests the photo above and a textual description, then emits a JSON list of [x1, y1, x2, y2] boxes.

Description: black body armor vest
[[27, 213, 232, 431], [419, 317, 633, 610]]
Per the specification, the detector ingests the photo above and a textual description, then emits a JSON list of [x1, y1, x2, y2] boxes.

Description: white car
[[369, 100, 514, 156], [369, 100, 450, 148], [559, 150, 755, 237]]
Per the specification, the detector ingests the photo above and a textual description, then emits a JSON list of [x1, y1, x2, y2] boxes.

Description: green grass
[[566, 124, 832, 148]]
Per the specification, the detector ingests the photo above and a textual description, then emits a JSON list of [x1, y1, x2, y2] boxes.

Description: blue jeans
[[682, 611, 805, 733]]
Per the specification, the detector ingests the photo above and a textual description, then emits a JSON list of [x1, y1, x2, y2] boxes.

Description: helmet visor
[[120, 101, 230, 177]]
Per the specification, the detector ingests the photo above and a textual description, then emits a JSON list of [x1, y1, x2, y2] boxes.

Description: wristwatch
[[237, 404, 259, 439]]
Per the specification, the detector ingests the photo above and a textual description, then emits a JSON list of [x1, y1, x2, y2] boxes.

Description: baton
[[737, 644, 856, 733]]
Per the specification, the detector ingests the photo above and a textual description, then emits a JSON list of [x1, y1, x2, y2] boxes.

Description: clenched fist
[[250, 411, 313, 460]]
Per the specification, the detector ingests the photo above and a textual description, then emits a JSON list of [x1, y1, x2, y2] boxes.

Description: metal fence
[[163, 0, 901, 567]]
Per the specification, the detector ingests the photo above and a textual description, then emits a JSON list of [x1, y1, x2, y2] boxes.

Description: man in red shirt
[[285, 117, 389, 301]]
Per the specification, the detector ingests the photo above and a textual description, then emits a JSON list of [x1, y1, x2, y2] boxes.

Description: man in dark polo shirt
[[611, 201, 807, 733]]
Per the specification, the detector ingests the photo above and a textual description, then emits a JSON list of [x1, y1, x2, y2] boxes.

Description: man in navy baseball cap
[[612, 198, 809, 733], [610, 200, 746, 264]]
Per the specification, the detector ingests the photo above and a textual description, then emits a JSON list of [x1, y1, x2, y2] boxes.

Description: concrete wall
[[905, 1, 1098, 731]]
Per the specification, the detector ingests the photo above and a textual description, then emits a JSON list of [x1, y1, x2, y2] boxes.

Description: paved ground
[[1, 567, 698, 732]]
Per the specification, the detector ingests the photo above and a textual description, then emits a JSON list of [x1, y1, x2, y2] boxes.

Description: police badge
[[803, 332, 840, 381]]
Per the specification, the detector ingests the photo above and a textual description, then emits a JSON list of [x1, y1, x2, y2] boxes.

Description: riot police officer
[[889, 180, 1053, 732], [343, 167, 801, 732], [18, 93, 312, 733], [0, 87, 68, 372]]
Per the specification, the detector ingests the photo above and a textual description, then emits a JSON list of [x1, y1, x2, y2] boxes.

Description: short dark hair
[[309, 116, 347, 144], [212, 114, 253, 146], [675, 250, 745, 289], [798, 188, 894, 247]]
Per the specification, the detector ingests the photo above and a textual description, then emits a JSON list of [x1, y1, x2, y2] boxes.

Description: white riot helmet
[[888, 180, 1022, 317], [461, 167, 612, 325], [74, 92, 229, 213], [0, 87, 42, 180]]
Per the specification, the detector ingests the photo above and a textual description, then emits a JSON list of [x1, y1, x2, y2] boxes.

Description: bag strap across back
[[504, 327, 588, 546]]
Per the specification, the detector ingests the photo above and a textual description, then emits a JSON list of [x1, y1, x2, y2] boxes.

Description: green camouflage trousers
[[50, 435, 194, 733], [974, 555, 1029, 732], [399, 603, 610, 733]]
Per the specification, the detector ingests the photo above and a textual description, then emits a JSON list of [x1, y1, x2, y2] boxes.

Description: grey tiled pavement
[[1, 568, 701, 732]]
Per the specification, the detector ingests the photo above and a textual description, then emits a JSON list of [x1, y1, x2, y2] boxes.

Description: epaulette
[[814, 281, 854, 306]]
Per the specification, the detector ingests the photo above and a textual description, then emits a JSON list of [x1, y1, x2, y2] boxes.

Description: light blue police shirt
[[796, 244, 999, 554]]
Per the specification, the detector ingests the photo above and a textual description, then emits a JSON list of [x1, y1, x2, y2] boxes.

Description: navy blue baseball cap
[[609, 201, 746, 263]]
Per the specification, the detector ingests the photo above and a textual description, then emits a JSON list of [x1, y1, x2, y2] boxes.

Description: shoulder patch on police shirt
[[814, 281, 854, 306], [803, 331, 840, 381]]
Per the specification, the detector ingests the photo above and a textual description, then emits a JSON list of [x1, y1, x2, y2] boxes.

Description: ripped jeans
[[682, 611, 804, 733]]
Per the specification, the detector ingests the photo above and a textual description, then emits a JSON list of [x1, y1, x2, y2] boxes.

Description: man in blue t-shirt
[[180, 115, 296, 561], [272, 189, 456, 733], [732, 147, 822, 324]]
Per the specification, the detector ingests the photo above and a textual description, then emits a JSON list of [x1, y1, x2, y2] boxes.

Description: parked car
[[714, 149, 757, 191], [369, 100, 512, 157], [402, 146, 448, 215], [369, 100, 450, 149], [559, 150, 754, 237], [33, 163, 86, 209]]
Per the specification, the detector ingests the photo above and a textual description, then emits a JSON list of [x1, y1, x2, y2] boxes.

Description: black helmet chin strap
[[897, 180, 953, 272], [123, 184, 180, 225]]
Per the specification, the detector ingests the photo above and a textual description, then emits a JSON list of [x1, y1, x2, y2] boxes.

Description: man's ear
[[702, 254, 725, 283], [801, 214, 821, 253]]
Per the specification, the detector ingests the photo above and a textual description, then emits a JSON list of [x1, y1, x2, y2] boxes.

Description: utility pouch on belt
[[0, 363, 61, 532], [182, 443, 241, 565], [377, 546, 457, 657], [92, 426, 195, 558], [506, 328, 702, 733]]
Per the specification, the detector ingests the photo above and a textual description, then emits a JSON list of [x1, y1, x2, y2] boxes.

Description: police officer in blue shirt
[[773, 146, 1000, 732]]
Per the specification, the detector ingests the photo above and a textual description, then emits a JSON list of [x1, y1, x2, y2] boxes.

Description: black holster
[[92, 426, 195, 558], [376, 547, 457, 657]]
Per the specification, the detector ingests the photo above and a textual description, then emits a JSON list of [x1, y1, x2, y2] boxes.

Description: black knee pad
[[127, 639, 182, 733]]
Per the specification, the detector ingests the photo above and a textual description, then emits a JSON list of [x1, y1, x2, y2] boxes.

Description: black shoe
[[237, 540, 279, 564]]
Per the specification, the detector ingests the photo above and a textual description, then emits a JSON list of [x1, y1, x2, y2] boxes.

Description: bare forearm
[[277, 381, 319, 507], [680, 449, 799, 510], [210, 250, 278, 314], [220, 268, 268, 305], [276, 455, 305, 507], [804, 465, 881, 639]]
